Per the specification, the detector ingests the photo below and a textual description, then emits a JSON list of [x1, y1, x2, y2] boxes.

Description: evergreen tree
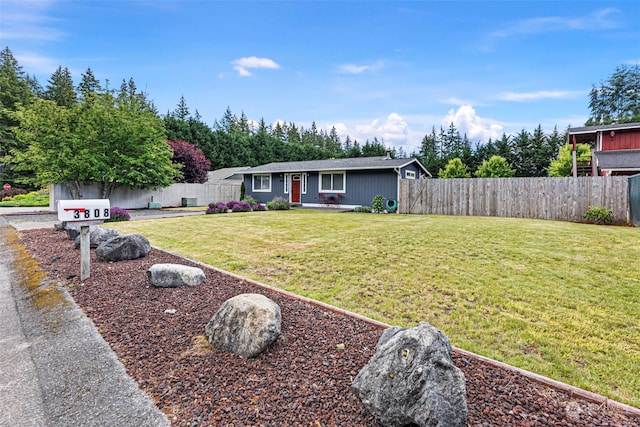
[[78, 67, 101, 100], [418, 127, 444, 174], [361, 137, 387, 156], [327, 126, 342, 156], [25, 74, 44, 98], [44, 66, 76, 107], [586, 64, 640, 125], [494, 133, 515, 166], [272, 121, 286, 141], [0, 47, 34, 185], [174, 95, 190, 120]]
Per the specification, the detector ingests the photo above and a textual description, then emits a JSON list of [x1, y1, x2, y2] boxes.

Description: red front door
[[291, 174, 301, 203]]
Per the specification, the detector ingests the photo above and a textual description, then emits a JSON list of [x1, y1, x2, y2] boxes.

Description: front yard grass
[[111, 210, 640, 407]]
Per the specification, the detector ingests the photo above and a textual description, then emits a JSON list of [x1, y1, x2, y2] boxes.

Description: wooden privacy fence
[[398, 177, 629, 223]]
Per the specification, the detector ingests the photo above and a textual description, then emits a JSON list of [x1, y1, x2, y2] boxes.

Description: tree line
[[1, 45, 638, 192]]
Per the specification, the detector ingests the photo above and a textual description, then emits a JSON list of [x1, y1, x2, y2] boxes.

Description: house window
[[319, 171, 345, 192], [405, 170, 416, 179], [253, 174, 271, 192], [301, 173, 307, 194], [284, 173, 289, 194]]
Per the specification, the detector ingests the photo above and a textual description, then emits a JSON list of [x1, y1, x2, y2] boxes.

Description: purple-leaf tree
[[167, 139, 211, 184]]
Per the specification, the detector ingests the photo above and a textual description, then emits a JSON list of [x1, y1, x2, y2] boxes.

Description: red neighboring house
[[567, 122, 640, 176]]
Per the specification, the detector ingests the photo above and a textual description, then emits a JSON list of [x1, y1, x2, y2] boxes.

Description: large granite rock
[[65, 223, 94, 240], [95, 234, 151, 262], [351, 322, 467, 427], [74, 227, 120, 249], [204, 293, 281, 359], [147, 263, 205, 288]]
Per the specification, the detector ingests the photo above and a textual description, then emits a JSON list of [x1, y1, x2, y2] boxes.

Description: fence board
[[399, 177, 629, 223]]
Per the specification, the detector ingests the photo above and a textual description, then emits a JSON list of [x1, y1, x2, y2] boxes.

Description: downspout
[[394, 167, 401, 213], [572, 135, 577, 178]]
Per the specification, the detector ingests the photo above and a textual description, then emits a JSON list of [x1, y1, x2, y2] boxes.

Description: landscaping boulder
[[65, 223, 94, 240], [95, 234, 151, 262], [74, 227, 120, 249], [204, 293, 281, 359], [351, 322, 467, 427], [147, 263, 206, 288]]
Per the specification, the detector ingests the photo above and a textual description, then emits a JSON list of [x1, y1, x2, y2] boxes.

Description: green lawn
[[111, 210, 640, 407]]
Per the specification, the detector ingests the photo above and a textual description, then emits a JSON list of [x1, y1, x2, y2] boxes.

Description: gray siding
[[244, 173, 286, 204], [245, 168, 403, 206], [343, 169, 399, 206], [400, 163, 425, 179]]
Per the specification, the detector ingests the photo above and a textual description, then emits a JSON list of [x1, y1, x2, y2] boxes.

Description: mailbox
[[58, 199, 111, 222]]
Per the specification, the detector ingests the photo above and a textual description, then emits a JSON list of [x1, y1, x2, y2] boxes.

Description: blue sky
[[2, 0, 639, 154]]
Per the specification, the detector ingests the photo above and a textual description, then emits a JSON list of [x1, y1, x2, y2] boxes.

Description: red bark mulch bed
[[18, 228, 639, 426]]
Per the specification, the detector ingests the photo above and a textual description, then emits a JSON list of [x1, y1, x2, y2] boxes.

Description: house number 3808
[[73, 208, 109, 219]]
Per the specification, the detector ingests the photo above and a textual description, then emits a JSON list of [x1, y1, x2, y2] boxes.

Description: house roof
[[594, 149, 640, 171], [244, 156, 431, 176], [568, 122, 640, 144], [568, 122, 640, 134], [207, 167, 250, 184]]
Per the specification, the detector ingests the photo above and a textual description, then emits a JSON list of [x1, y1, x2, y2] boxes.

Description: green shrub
[[0, 190, 49, 207], [438, 157, 471, 178], [583, 205, 614, 225], [266, 197, 290, 210], [242, 195, 258, 206], [372, 195, 384, 213], [354, 206, 372, 213]]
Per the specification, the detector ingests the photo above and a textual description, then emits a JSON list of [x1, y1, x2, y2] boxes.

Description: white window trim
[[405, 170, 416, 179], [318, 170, 346, 193], [301, 173, 307, 194], [284, 173, 289, 194], [253, 174, 272, 192]]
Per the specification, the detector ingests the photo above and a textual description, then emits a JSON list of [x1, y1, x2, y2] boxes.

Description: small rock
[[147, 263, 206, 288]]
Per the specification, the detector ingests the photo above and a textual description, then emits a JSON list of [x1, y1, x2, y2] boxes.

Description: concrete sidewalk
[[0, 219, 170, 426]]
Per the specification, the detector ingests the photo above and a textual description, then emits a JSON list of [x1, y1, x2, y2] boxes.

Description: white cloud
[[492, 8, 622, 38], [231, 56, 280, 77], [354, 113, 409, 146], [442, 105, 503, 143], [337, 61, 384, 74], [0, 0, 65, 42], [499, 90, 583, 102], [15, 52, 60, 74]]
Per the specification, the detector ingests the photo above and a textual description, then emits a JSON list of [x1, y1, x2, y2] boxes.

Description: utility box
[[181, 197, 197, 207]]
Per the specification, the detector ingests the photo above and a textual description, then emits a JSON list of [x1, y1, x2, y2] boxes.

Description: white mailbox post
[[58, 199, 110, 280]]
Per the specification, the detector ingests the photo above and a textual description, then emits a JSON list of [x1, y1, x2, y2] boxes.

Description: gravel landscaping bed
[[18, 228, 639, 426]]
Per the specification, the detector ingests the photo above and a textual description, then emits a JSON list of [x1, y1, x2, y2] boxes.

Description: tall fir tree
[[78, 67, 101, 100], [586, 64, 640, 125], [0, 47, 34, 185], [44, 66, 76, 107]]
